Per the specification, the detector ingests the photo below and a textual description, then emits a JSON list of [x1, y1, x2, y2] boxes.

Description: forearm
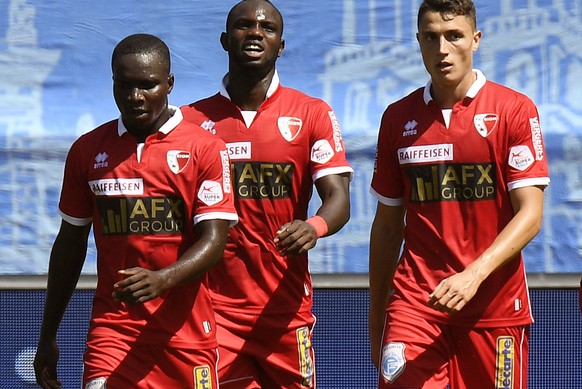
[[159, 220, 228, 290], [465, 187, 544, 283], [313, 174, 350, 236], [369, 225, 403, 317], [39, 238, 87, 341]]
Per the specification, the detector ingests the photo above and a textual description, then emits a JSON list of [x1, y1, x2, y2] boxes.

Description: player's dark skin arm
[[34, 220, 91, 389], [275, 173, 351, 256], [112, 219, 229, 305]]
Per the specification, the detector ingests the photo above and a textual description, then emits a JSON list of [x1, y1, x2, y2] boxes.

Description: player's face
[[112, 52, 174, 136], [417, 11, 481, 90], [221, 0, 284, 74]]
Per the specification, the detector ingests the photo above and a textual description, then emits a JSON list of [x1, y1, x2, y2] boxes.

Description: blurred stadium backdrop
[[1, 0, 581, 387]]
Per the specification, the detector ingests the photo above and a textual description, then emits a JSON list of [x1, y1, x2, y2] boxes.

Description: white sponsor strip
[[398, 143, 453, 164], [88, 178, 144, 196]]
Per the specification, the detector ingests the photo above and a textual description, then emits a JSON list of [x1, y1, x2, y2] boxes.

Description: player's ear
[[278, 39, 285, 58], [167, 73, 174, 94], [472, 30, 482, 52], [220, 32, 229, 52]]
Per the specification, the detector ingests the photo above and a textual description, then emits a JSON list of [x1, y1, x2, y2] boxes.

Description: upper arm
[[314, 173, 350, 201], [371, 202, 406, 238], [509, 185, 545, 229], [56, 220, 92, 245], [193, 219, 230, 246]]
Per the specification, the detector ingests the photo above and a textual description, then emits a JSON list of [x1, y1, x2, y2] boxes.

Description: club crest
[[278, 116, 303, 141], [474, 113, 498, 137], [167, 150, 191, 174]]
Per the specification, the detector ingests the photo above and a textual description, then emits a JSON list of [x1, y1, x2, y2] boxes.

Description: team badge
[[167, 150, 191, 174], [381, 342, 406, 383], [278, 116, 303, 141], [193, 365, 213, 388], [197, 180, 224, 206], [474, 113, 498, 137]]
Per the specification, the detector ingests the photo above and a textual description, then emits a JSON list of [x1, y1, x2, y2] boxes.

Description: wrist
[[306, 215, 328, 237]]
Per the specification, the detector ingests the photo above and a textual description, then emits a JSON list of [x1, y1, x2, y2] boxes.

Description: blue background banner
[[1, 0, 582, 274]]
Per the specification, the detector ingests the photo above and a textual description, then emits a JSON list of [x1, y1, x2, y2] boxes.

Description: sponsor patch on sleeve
[[310, 139, 334, 164], [508, 145, 534, 171], [197, 180, 224, 206]]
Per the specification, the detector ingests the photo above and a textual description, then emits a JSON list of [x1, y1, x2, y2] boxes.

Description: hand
[[34, 339, 62, 389], [112, 267, 167, 305], [274, 220, 318, 256], [427, 270, 481, 314]]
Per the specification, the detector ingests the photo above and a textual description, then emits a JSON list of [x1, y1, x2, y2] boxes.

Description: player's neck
[[227, 67, 276, 110]]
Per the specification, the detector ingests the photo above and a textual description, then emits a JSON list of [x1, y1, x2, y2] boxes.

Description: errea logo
[[403, 120, 418, 137], [200, 120, 216, 134], [94, 152, 109, 169]]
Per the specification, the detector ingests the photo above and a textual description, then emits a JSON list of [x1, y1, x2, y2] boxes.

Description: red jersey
[[59, 107, 238, 348], [370, 70, 550, 327], [181, 73, 353, 315]]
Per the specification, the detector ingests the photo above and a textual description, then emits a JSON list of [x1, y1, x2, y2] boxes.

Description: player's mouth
[[437, 61, 453, 72], [242, 42, 264, 57]]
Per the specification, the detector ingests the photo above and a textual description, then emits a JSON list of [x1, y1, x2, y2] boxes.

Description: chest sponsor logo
[[296, 326, 314, 387], [231, 161, 293, 199], [381, 342, 406, 383], [529, 117, 544, 160], [198, 180, 224, 206], [226, 142, 251, 160], [406, 163, 497, 202], [311, 139, 334, 164], [495, 336, 515, 389], [398, 144, 453, 164], [474, 113, 498, 137], [89, 178, 144, 196], [167, 150, 191, 174], [93, 152, 109, 169], [96, 196, 184, 235], [193, 365, 213, 389], [328, 111, 344, 152], [508, 145, 534, 171], [278, 116, 302, 142]]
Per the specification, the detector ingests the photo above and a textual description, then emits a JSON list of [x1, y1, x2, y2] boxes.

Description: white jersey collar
[[423, 69, 487, 105], [220, 70, 281, 102]]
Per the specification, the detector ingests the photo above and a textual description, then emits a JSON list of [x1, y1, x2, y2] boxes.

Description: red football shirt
[[59, 107, 238, 348], [182, 73, 354, 315], [370, 71, 550, 327]]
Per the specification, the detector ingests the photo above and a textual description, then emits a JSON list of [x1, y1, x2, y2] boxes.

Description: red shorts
[[378, 310, 529, 389], [215, 309, 316, 389], [83, 336, 218, 388]]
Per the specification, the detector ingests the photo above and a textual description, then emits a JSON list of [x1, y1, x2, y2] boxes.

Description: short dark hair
[[112, 33, 171, 73], [418, 0, 477, 29], [226, 0, 284, 35]]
